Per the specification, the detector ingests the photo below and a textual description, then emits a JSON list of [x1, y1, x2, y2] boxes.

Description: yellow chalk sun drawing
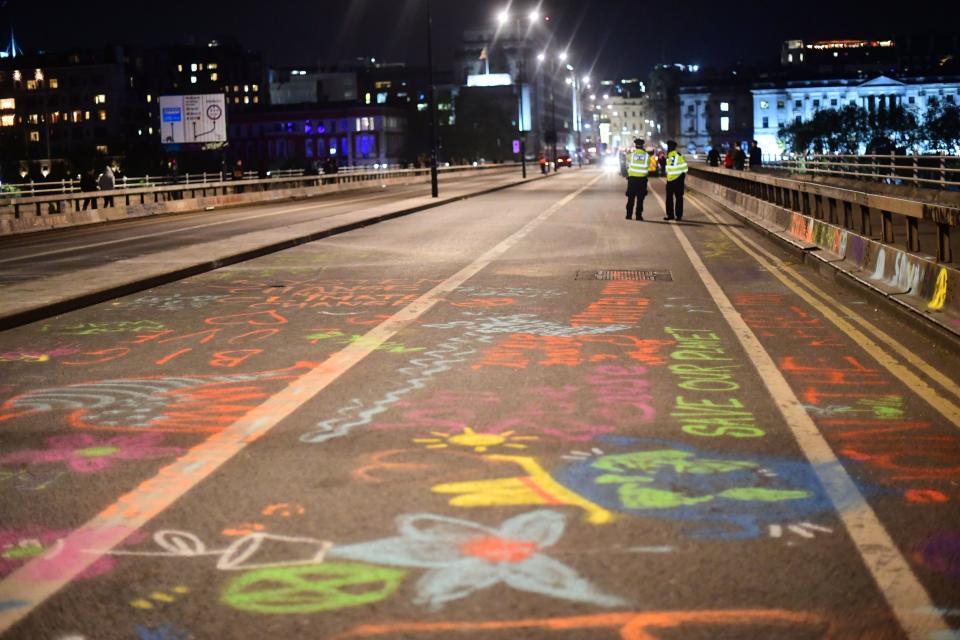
[[414, 427, 537, 453]]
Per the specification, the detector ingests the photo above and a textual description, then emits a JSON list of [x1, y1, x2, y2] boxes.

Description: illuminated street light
[[528, 9, 540, 21], [558, 51, 568, 61], [497, 10, 509, 25], [537, 52, 546, 62]]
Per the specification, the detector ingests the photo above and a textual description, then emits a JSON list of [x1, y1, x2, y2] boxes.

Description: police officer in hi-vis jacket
[[663, 140, 689, 221], [624, 138, 649, 221]]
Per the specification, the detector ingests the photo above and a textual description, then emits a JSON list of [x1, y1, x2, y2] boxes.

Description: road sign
[[158, 94, 227, 145], [512, 140, 521, 154]]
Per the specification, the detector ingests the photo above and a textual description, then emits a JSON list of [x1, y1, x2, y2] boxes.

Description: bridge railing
[[689, 164, 959, 263], [0, 163, 520, 220], [762, 154, 960, 190], [0, 164, 466, 199]]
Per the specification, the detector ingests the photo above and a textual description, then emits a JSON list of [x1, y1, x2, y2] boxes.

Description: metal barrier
[[763, 154, 960, 190], [690, 164, 959, 263], [0, 163, 520, 220]]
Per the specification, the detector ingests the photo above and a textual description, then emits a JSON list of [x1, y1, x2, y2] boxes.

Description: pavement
[[0, 168, 958, 639]]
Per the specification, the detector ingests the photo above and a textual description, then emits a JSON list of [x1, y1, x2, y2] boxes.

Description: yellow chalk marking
[[130, 599, 153, 610], [928, 267, 948, 311], [150, 592, 175, 603]]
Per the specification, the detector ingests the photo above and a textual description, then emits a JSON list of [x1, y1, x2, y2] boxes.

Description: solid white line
[[0, 172, 601, 633], [649, 187, 947, 639]]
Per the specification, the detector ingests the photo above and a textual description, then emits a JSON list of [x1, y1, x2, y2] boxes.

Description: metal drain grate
[[575, 269, 673, 281]]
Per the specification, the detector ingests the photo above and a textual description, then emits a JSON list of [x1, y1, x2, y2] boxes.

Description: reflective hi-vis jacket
[[649, 154, 659, 174], [666, 150, 689, 182], [627, 149, 649, 177]]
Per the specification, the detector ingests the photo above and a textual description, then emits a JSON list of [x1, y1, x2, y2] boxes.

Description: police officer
[[663, 140, 689, 221], [624, 138, 649, 221]]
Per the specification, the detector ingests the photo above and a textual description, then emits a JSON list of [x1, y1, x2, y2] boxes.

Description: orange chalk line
[[0, 173, 601, 633]]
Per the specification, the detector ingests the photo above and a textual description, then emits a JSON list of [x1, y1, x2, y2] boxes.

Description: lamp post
[[426, 0, 439, 197], [497, 9, 541, 179]]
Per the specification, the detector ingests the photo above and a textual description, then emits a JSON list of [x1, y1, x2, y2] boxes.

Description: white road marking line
[[0, 173, 601, 633], [649, 187, 948, 639]]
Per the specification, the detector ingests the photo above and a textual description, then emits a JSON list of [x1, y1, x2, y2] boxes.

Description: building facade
[[228, 105, 407, 170], [752, 74, 960, 155], [678, 77, 753, 155]]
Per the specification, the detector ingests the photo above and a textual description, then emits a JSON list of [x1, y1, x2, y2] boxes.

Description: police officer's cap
[[634, 138, 645, 147]]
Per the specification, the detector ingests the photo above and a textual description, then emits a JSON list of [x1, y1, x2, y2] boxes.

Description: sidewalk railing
[[762, 154, 960, 190], [0, 163, 520, 219], [689, 164, 959, 263]]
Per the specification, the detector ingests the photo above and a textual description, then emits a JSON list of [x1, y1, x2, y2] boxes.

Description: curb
[[0, 171, 559, 331], [687, 187, 960, 349]]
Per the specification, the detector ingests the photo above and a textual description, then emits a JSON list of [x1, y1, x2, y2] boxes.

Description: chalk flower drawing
[[0, 433, 182, 473], [328, 510, 625, 608]]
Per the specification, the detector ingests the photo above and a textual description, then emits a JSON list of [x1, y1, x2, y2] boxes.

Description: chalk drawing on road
[[328, 510, 625, 609], [413, 427, 537, 453], [0, 433, 182, 474], [130, 585, 190, 610]]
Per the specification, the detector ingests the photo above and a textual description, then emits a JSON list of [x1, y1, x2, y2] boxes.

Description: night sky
[[5, 0, 959, 79]]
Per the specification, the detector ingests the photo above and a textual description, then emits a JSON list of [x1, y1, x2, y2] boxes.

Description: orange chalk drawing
[[330, 609, 835, 640], [262, 503, 306, 517]]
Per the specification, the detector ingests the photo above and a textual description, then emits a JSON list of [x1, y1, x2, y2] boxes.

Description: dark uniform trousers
[[665, 176, 685, 220], [625, 177, 648, 218]]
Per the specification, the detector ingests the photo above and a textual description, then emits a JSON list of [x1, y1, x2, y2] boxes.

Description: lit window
[[244, 84, 250, 92], [72, 110, 82, 122], [98, 110, 107, 121], [191, 63, 198, 72], [177, 64, 183, 72], [243, 96, 250, 104], [234, 85, 240, 92], [96, 145, 108, 154], [720, 116, 730, 131], [376, 92, 388, 104], [26, 79, 36, 90], [13, 69, 22, 83], [51, 112, 61, 123], [253, 96, 259, 103], [252, 84, 259, 92], [190, 75, 198, 84], [146, 94, 152, 103], [720, 101, 729, 112], [94, 94, 107, 104], [210, 72, 218, 81], [49, 78, 59, 89], [85, 111, 91, 120], [0, 114, 14, 126], [198, 63, 204, 71], [28, 114, 38, 124], [0, 98, 14, 110], [234, 97, 240, 104], [760, 100, 769, 109], [208, 63, 218, 70], [365, 92, 371, 105], [788, 53, 794, 63], [29, 130, 39, 141], [148, 126, 154, 134]]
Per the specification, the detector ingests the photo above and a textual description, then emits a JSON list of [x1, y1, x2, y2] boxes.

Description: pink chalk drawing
[[0, 528, 119, 580], [0, 433, 182, 473]]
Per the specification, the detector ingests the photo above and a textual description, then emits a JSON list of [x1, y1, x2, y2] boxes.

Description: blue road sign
[[162, 107, 182, 123]]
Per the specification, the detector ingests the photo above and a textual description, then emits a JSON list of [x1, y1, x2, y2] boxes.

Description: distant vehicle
[[556, 154, 573, 168]]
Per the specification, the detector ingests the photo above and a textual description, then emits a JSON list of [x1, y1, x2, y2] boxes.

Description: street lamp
[[495, 8, 541, 179], [426, 0, 439, 197]]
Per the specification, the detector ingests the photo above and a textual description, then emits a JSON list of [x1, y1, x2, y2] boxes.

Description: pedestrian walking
[[97, 165, 115, 207], [624, 138, 649, 221], [749, 139, 763, 170], [80, 168, 98, 210], [733, 143, 746, 171], [663, 140, 689, 221], [707, 145, 721, 167]]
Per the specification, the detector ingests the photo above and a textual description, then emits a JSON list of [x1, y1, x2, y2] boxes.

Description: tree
[[924, 99, 960, 154], [779, 104, 921, 155]]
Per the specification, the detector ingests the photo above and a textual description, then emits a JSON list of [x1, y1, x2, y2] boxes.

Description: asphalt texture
[[0, 168, 958, 640]]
